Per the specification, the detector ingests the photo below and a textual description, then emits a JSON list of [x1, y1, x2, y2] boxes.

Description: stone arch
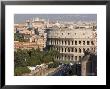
[[83, 41, 85, 45], [87, 41, 90, 45], [62, 40, 63, 45], [68, 48, 70, 52], [75, 48, 77, 52], [75, 40, 77, 45], [62, 48, 63, 52], [83, 48, 85, 53], [87, 48, 89, 51], [71, 48, 74, 52], [72, 41, 74, 45], [65, 48, 66, 52], [91, 41, 94, 45], [65, 41, 67, 45], [79, 48, 81, 53], [79, 41, 81, 45], [68, 40, 70, 45]]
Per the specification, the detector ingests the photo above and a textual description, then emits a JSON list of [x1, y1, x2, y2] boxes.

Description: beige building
[[14, 23, 33, 35], [14, 23, 26, 28], [14, 38, 44, 51], [29, 35, 46, 50], [46, 24, 97, 63], [31, 18, 46, 29], [19, 29, 32, 35], [14, 41, 38, 50]]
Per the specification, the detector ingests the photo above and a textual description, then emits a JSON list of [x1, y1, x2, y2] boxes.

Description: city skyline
[[14, 14, 97, 76], [14, 14, 97, 24]]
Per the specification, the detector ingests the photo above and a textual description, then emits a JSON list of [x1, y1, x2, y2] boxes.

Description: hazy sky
[[14, 14, 97, 24]]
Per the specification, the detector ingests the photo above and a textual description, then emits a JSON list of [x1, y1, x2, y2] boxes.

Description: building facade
[[46, 25, 97, 63], [14, 40, 44, 51]]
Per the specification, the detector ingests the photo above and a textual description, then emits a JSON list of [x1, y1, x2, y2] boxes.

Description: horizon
[[14, 14, 97, 24]]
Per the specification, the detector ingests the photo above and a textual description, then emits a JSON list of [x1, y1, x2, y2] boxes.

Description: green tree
[[14, 67, 31, 76], [14, 33, 29, 42], [14, 48, 60, 68], [14, 49, 30, 67]]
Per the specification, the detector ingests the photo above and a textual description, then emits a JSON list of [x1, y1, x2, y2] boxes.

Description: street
[[48, 63, 81, 76]]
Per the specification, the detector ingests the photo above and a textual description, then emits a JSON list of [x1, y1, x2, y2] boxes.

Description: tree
[[14, 49, 30, 67], [14, 66, 31, 76], [26, 48, 43, 66], [14, 33, 29, 42], [14, 48, 60, 68]]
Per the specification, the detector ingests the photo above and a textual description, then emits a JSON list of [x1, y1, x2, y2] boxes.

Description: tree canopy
[[14, 48, 60, 75], [14, 33, 29, 42]]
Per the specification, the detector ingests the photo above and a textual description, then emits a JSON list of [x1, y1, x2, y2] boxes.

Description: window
[[79, 56, 81, 61], [83, 48, 85, 52], [68, 41, 70, 45], [72, 41, 74, 45], [75, 33, 76, 35], [83, 41, 85, 45], [87, 41, 90, 45], [65, 48, 66, 52], [75, 48, 77, 52], [62, 40, 63, 45], [87, 48, 89, 50], [68, 48, 70, 52], [75, 56, 77, 61], [62, 33, 63, 35], [91, 41, 94, 45], [79, 48, 81, 53], [79, 41, 81, 45], [71, 48, 74, 52], [75, 41, 77, 45], [68, 33, 70, 35], [92, 48, 94, 50], [79, 56, 81, 59]]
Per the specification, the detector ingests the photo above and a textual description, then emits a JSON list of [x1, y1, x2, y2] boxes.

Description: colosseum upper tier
[[46, 26, 97, 63]]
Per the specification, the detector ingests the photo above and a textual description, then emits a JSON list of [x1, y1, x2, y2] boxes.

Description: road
[[48, 64, 76, 76]]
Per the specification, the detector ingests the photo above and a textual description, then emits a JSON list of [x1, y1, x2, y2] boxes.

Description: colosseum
[[46, 24, 97, 63]]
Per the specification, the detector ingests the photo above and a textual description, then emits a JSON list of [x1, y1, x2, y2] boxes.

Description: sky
[[14, 14, 97, 24]]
